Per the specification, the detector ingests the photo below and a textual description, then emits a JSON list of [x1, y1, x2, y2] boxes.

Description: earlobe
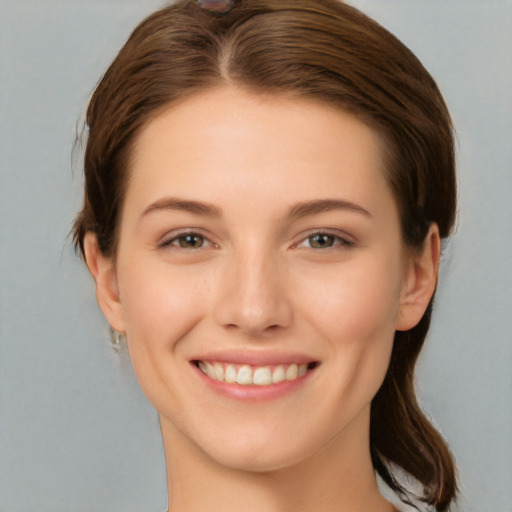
[[395, 224, 441, 332], [83, 232, 126, 334]]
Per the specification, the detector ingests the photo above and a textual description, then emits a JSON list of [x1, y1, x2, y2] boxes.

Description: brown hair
[[73, 0, 457, 509]]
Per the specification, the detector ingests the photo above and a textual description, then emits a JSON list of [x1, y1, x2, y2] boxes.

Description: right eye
[[161, 232, 210, 249]]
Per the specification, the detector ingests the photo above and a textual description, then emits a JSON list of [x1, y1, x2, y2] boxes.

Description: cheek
[[117, 260, 213, 348], [297, 256, 402, 345], [296, 254, 402, 398], [115, 260, 217, 413], [297, 260, 400, 418]]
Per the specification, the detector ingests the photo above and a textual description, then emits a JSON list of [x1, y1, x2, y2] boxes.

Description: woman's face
[[90, 87, 432, 472]]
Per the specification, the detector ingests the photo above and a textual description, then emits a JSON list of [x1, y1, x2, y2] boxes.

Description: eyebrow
[[286, 199, 371, 219], [140, 197, 371, 221], [141, 197, 223, 219]]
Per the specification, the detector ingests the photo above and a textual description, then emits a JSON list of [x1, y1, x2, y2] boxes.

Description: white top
[[378, 474, 434, 512]]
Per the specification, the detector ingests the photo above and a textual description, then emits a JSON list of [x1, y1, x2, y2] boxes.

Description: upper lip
[[190, 349, 318, 366]]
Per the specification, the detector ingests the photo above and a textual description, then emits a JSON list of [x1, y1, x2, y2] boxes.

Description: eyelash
[[159, 230, 354, 251]]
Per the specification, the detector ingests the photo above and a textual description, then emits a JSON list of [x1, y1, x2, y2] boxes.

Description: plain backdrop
[[1, 1, 511, 511]]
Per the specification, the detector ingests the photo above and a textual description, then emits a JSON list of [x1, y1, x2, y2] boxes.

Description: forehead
[[126, 87, 394, 219]]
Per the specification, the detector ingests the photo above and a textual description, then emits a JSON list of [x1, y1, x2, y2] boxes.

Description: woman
[[73, 0, 457, 510]]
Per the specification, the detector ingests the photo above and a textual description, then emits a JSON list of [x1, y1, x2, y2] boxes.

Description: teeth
[[197, 361, 312, 386], [272, 365, 286, 383], [205, 362, 216, 379], [213, 362, 224, 381], [286, 363, 298, 380], [225, 364, 237, 383], [236, 365, 253, 385], [253, 367, 272, 386], [298, 363, 308, 377]]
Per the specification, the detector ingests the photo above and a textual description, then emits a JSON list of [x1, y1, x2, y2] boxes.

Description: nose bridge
[[214, 240, 292, 335]]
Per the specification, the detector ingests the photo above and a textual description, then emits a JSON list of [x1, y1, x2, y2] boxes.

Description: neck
[[160, 406, 395, 512]]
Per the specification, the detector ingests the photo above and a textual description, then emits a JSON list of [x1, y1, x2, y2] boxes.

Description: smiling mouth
[[194, 361, 318, 386]]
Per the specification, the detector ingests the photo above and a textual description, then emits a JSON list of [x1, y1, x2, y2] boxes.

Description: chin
[[191, 407, 367, 475], [206, 437, 315, 474]]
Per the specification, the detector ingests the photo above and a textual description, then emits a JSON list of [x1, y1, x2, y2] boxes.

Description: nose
[[213, 246, 293, 337]]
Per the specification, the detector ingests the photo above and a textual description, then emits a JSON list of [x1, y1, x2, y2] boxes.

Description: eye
[[161, 232, 211, 249], [298, 232, 354, 249], [308, 233, 336, 249], [176, 233, 206, 248]]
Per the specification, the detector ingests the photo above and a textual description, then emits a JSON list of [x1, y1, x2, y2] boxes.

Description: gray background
[[0, 1, 510, 511]]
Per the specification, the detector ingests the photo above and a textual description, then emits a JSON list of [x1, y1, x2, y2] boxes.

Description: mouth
[[193, 360, 318, 386]]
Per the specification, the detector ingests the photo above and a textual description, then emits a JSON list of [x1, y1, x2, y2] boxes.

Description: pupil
[[180, 234, 203, 248], [311, 234, 333, 248]]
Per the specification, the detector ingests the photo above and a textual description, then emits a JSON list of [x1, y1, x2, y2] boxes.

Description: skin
[[85, 87, 440, 512]]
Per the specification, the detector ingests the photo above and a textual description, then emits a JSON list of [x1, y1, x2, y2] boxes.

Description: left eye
[[300, 233, 352, 249]]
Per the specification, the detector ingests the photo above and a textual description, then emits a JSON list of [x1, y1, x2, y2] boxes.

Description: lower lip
[[191, 363, 316, 402]]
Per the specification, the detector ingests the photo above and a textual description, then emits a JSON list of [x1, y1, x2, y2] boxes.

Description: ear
[[83, 232, 126, 334], [395, 223, 441, 331]]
